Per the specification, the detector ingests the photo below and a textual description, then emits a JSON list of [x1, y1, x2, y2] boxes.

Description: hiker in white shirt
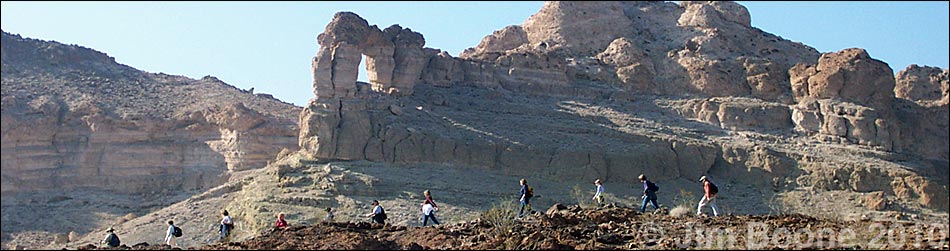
[[164, 220, 177, 247]]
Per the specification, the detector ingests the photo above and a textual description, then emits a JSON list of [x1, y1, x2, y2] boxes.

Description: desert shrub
[[668, 189, 697, 217], [570, 184, 597, 208], [480, 198, 519, 238], [673, 189, 695, 209]]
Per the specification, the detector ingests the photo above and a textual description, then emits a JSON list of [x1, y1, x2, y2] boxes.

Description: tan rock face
[[312, 12, 427, 98], [0, 95, 297, 195], [895, 64, 949, 103], [678, 1, 751, 28], [522, 1, 635, 56], [791, 98, 899, 150], [1, 31, 300, 195], [458, 1, 818, 102], [790, 48, 896, 108], [459, 25, 528, 59], [672, 97, 792, 131], [597, 38, 648, 67]]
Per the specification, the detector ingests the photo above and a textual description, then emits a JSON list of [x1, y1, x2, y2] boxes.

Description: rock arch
[[311, 12, 427, 98]]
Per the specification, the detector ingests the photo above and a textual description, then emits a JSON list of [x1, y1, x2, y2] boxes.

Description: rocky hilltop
[[1, 30, 300, 248], [1, 31, 301, 194], [2, 1, 948, 250]]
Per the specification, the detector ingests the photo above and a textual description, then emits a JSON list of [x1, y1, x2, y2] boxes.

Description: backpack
[[172, 226, 182, 237], [647, 181, 659, 192], [525, 185, 534, 198], [377, 207, 388, 221], [708, 182, 719, 195], [106, 233, 120, 247]]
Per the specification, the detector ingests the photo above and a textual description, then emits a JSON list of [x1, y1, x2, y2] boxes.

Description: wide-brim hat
[[106, 227, 114, 232]]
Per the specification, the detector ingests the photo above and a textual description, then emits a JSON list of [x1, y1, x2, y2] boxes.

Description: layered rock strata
[[300, 2, 947, 212], [1, 31, 300, 195]]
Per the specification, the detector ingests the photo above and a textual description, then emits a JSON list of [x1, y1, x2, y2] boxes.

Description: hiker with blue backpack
[[100, 227, 120, 248], [639, 174, 660, 213]]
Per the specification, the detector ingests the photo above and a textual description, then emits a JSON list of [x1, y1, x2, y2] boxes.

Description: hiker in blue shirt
[[639, 174, 660, 213], [592, 179, 605, 207], [518, 178, 533, 218]]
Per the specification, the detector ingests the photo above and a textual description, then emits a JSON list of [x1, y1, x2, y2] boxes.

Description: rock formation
[[1, 31, 300, 195], [790, 48, 897, 108], [4, 1, 949, 249], [455, 1, 820, 102], [311, 12, 427, 98], [895, 64, 949, 104], [299, 1, 948, 215]]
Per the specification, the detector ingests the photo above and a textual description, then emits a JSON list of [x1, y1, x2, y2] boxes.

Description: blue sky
[[2, 1, 947, 107]]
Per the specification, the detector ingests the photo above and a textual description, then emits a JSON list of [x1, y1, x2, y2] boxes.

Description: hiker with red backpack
[[639, 174, 661, 213], [697, 176, 720, 217]]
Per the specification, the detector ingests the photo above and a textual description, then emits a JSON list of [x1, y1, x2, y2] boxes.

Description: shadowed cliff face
[[1, 31, 301, 195]]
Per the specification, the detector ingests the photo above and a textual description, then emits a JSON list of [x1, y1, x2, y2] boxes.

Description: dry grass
[[480, 198, 519, 238], [670, 189, 696, 217]]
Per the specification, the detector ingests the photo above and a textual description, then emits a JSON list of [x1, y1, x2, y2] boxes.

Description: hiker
[[592, 179, 605, 207], [274, 212, 289, 229], [639, 174, 660, 212], [220, 210, 234, 242], [697, 176, 720, 217], [366, 200, 387, 224], [100, 227, 120, 248], [420, 190, 441, 226], [325, 207, 335, 222], [164, 220, 178, 247], [518, 178, 534, 217]]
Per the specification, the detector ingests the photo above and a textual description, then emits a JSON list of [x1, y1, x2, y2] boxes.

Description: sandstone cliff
[[299, 1, 948, 218], [1, 31, 301, 195]]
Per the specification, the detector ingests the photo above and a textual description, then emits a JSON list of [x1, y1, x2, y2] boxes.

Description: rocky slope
[[81, 206, 950, 250], [1, 30, 301, 248]]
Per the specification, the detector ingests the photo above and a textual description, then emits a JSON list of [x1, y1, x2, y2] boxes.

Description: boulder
[[894, 64, 949, 104], [678, 1, 751, 28], [522, 1, 635, 55], [790, 48, 896, 108]]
